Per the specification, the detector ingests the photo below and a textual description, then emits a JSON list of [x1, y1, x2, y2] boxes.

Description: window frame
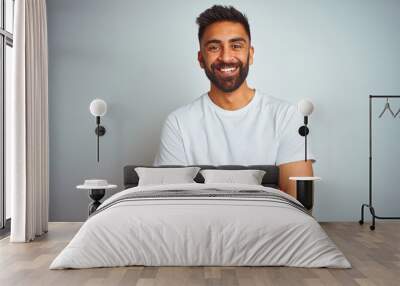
[[0, 0, 14, 230]]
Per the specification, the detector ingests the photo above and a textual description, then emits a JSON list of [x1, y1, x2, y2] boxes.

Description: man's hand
[[278, 160, 314, 198]]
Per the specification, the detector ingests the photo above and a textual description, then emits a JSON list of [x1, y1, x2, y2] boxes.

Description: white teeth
[[220, 67, 237, 72]]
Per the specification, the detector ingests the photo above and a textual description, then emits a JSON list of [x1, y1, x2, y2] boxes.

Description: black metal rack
[[359, 95, 400, 230]]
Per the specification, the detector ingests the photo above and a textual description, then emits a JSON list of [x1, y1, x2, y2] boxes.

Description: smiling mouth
[[215, 66, 239, 76]]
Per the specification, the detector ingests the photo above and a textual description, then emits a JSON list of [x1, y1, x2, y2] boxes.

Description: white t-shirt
[[153, 90, 315, 166]]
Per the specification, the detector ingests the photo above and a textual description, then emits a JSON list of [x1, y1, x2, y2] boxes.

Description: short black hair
[[196, 5, 251, 43]]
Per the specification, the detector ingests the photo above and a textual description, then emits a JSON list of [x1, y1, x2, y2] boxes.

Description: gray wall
[[47, 0, 400, 222]]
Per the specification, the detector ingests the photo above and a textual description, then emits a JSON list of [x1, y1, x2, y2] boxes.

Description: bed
[[50, 165, 351, 269]]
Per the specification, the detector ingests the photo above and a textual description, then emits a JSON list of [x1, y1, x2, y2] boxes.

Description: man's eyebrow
[[204, 39, 222, 46], [229, 37, 247, 43], [204, 37, 247, 46]]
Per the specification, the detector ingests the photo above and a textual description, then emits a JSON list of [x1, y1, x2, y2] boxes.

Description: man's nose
[[219, 46, 234, 63]]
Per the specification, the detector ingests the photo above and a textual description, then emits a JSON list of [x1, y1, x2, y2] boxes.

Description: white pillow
[[200, 169, 266, 185], [135, 167, 201, 186]]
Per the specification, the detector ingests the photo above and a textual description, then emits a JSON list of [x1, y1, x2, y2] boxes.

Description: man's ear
[[198, 51, 205, 69], [249, 46, 254, 65]]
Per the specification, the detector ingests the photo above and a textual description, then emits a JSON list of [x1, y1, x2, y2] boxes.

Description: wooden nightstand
[[289, 177, 321, 214], [77, 180, 117, 215]]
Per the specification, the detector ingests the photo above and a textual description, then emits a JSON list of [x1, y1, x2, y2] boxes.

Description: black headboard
[[124, 165, 279, 189]]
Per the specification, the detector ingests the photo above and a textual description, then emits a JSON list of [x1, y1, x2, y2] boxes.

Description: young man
[[154, 5, 315, 197]]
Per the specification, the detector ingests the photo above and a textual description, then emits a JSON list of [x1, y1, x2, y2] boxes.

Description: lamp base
[[298, 126, 309, 136], [95, 126, 106, 136]]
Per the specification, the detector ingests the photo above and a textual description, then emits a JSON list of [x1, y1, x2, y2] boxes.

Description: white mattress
[[50, 183, 351, 269]]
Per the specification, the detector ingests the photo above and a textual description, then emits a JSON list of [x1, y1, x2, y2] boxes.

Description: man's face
[[198, 21, 254, 93]]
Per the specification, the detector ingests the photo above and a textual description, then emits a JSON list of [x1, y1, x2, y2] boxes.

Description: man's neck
[[208, 82, 255, 111]]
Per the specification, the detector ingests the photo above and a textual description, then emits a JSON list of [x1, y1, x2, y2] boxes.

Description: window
[[0, 0, 14, 231]]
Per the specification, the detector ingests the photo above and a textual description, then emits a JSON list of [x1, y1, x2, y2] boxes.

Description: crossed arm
[[278, 160, 314, 198], [156, 110, 315, 199]]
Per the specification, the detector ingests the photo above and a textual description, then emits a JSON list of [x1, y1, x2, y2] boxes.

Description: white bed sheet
[[50, 183, 351, 269]]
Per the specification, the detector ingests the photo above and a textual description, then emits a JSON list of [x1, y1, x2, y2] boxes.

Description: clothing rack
[[359, 95, 400, 230]]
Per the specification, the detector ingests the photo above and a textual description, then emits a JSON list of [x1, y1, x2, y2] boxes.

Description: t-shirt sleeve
[[153, 113, 187, 166], [275, 105, 316, 166]]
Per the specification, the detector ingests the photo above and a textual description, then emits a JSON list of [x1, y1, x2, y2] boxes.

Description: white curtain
[[9, 0, 49, 242]]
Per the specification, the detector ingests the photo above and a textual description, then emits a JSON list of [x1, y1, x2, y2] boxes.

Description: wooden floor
[[0, 222, 399, 286]]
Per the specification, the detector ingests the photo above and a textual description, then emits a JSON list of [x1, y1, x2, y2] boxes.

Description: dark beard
[[203, 54, 250, 93]]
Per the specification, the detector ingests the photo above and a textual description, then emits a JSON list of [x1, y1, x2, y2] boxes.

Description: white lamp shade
[[297, 99, 314, 116], [89, 99, 107, 117]]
